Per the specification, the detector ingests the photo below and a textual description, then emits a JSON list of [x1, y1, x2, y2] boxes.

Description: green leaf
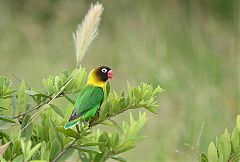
[[25, 143, 41, 162], [21, 139, 26, 156], [98, 120, 113, 126], [208, 142, 218, 162], [115, 145, 135, 154], [217, 132, 231, 161], [64, 67, 87, 93], [49, 139, 60, 160], [50, 119, 64, 149], [56, 126, 80, 139], [26, 90, 48, 104], [12, 155, 23, 162], [105, 82, 111, 98], [110, 133, 120, 148], [200, 152, 208, 162], [12, 139, 21, 157], [21, 115, 33, 140], [25, 90, 38, 96], [152, 85, 163, 96], [0, 107, 8, 111], [82, 142, 99, 146], [40, 141, 49, 160], [56, 148, 75, 161], [17, 81, 26, 114], [217, 130, 231, 162], [63, 95, 75, 105], [49, 104, 65, 118], [2, 95, 13, 99], [3, 89, 16, 96], [0, 77, 12, 99], [94, 153, 106, 162], [74, 146, 100, 154], [25, 90, 48, 97], [99, 101, 109, 119], [230, 148, 240, 161], [231, 128, 240, 153], [98, 132, 109, 152], [0, 116, 16, 123], [11, 95, 17, 114], [144, 105, 158, 114], [111, 156, 127, 162], [237, 115, 240, 133], [108, 119, 126, 136], [26, 140, 32, 155]]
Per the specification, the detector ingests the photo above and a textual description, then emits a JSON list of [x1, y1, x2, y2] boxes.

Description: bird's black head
[[94, 66, 113, 82]]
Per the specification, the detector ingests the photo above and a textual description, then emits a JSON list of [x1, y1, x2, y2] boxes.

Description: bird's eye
[[101, 68, 107, 73]]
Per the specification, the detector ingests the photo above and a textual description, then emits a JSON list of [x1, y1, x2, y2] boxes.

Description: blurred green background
[[0, 0, 239, 161]]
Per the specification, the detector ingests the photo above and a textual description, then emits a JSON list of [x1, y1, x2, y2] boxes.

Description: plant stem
[[12, 97, 49, 119], [12, 92, 76, 119], [12, 93, 61, 119], [89, 105, 134, 127], [51, 139, 78, 162]]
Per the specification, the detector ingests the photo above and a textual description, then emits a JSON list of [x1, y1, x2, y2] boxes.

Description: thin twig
[[89, 105, 135, 127], [12, 93, 65, 119], [12, 97, 49, 119], [53, 126, 91, 161], [51, 139, 78, 162]]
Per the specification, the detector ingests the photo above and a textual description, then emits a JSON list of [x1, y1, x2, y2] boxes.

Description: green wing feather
[[64, 85, 104, 129]]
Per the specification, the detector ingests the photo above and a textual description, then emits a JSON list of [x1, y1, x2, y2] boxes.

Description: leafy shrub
[[0, 69, 162, 161], [200, 115, 240, 162]]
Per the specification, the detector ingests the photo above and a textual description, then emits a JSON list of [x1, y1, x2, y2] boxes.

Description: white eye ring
[[101, 68, 107, 73]]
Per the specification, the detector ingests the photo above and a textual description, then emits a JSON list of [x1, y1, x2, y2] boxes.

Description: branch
[[89, 105, 136, 127], [12, 92, 66, 119], [51, 138, 78, 162], [12, 97, 50, 119]]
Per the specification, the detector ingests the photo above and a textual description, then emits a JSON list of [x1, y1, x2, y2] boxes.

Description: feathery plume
[[73, 2, 104, 66]]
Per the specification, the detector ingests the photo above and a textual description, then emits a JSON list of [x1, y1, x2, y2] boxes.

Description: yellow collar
[[87, 70, 106, 89]]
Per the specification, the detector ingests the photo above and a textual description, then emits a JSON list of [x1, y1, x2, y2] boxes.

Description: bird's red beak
[[107, 70, 113, 79]]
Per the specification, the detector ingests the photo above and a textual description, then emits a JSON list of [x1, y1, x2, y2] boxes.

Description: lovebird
[[64, 66, 113, 129]]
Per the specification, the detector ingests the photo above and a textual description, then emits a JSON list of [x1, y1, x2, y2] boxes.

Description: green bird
[[64, 66, 113, 129]]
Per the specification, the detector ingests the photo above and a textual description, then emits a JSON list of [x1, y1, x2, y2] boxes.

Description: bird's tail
[[64, 118, 79, 129], [64, 108, 97, 129]]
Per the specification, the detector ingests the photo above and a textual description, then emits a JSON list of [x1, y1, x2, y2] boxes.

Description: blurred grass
[[0, 0, 239, 161]]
